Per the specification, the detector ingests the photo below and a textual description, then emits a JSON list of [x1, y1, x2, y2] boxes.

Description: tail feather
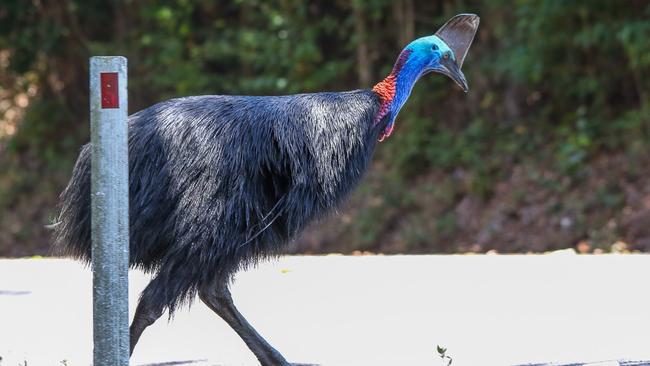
[[53, 144, 92, 262], [53, 143, 213, 315]]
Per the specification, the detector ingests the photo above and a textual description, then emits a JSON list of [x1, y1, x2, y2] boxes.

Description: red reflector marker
[[100, 72, 119, 109]]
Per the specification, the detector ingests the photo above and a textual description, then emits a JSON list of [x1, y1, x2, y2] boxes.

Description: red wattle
[[371, 49, 412, 141], [372, 75, 396, 125]]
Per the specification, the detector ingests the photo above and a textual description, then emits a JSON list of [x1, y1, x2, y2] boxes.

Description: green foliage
[[0, 0, 649, 254], [437, 345, 452, 366]]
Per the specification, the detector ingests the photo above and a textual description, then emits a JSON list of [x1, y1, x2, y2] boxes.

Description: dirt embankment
[[297, 152, 650, 254]]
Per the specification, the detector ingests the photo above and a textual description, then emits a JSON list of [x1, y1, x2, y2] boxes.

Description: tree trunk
[[352, 1, 372, 86], [394, 0, 415, 48]]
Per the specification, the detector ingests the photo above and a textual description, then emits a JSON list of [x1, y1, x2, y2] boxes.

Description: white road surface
[[1, 254, 649, 366]]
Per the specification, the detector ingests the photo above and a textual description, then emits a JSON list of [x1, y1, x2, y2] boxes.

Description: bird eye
[[431, 44, 438, 51], [443, 52, 450, 60]]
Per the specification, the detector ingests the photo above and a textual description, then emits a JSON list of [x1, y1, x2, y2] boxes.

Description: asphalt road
[[1, 253, 650, 366]]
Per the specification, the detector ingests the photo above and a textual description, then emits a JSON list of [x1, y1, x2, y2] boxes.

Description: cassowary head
[[404, 35, 468, 92], [374, 14, 479, 140], [402, 13, 479, 92]]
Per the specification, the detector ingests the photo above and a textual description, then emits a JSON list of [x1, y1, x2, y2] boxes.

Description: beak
[[439, 58, 469, 93]]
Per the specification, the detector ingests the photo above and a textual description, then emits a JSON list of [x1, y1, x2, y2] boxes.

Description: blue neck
[[387, 57, 426, 129], [374, 49, 428, 141]]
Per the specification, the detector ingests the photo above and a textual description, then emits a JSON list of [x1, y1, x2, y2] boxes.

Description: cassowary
[[55, 14, 479, 366]]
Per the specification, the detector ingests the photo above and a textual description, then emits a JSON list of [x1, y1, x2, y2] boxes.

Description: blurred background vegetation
[[1, 0, 649, 256]]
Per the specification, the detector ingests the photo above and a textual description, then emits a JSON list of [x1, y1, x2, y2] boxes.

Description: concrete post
[[89, 56, 129, 366]]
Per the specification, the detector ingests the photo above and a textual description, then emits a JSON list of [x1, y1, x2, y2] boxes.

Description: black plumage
[[55, 90, 385, 364]]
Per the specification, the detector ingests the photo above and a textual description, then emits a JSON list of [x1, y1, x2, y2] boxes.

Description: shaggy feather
[[54, 89, 385, 313]]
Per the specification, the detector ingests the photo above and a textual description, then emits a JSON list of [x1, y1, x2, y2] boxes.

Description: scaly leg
[[129, 280, 165, 355], [199, 280, 289, 366]]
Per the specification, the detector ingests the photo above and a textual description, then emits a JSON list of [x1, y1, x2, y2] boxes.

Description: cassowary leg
[[199, 281, 289, 366], [129, 280, 165, 355]]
